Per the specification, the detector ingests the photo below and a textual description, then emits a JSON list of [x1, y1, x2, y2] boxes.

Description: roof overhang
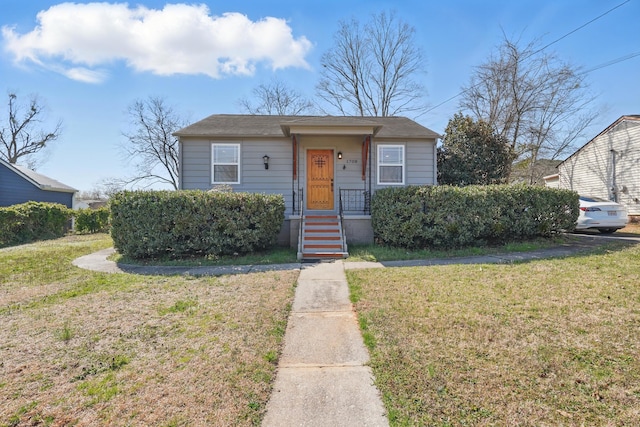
[[280, 121, 383, 137]]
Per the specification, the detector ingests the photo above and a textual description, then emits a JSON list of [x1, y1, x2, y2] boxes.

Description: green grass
[[112, 234, 575, 267], [346, 234, 573, 262], [0, 233, 298, 426], [111, 247, 298, 267], [347, 240, 640, 426]]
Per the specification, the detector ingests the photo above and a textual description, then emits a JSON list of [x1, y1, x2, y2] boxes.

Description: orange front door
[[307, 149, 334, 210]]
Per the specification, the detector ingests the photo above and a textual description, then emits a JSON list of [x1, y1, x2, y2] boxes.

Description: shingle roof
[[174, 114, 440, 139], [1, 159, 77, 193]]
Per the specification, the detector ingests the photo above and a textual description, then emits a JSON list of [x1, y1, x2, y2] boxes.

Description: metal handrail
[[297, 189, 304, 256], [338, 189, 348, 253], [338, 189, 371, 215]]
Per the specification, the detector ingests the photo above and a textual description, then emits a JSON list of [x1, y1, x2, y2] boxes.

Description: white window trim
[[211, 143, 241, 185], [377, 144, 405, 185]]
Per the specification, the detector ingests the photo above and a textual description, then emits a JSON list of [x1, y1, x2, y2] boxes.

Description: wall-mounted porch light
[[263, 155, 270, 170], [337, 151, 343, 160]]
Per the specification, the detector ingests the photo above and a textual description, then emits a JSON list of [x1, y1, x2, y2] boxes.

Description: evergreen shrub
[[110, 190, 285, 259], [371, 185, 578, 249]]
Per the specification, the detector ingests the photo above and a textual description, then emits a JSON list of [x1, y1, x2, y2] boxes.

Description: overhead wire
[[416, 0, 635, 119]]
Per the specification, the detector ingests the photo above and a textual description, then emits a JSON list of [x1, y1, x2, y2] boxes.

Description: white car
[[576, 196, 628, 233]]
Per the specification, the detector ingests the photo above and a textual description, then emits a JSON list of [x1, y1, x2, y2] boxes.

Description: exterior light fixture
[[337, 151, 343, 160], [263, 155, 270, 170]]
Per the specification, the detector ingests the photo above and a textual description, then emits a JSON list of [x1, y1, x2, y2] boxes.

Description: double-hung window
[[377, 144, 405, 185], [212, 143, 240, 184]]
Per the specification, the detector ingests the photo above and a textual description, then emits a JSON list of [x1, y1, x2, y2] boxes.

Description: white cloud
[[63, 67, 108, 84], [2, 2, 312, 83]]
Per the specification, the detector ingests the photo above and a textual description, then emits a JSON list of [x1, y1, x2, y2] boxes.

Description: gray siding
[[181, 134, 438, 216], [0, 164, 74, 208], [180, 139, 211, 189], [180, 137, 295, 213], [559, 120, 640, 215]]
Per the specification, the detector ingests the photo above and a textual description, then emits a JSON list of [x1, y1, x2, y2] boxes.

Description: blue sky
[[1, 0, 638, 192]]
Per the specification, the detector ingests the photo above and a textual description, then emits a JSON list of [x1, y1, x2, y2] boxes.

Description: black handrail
[[339, 189, 371, 215]]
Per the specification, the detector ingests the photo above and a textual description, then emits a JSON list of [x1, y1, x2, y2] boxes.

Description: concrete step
[[299, 214, 348, 260], [300, 251, 349, 260], [304, 233, 342, 241]]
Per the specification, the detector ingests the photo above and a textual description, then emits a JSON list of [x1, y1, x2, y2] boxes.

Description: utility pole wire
[[416, 0, 633, 119], [580, 51, 640, 75]]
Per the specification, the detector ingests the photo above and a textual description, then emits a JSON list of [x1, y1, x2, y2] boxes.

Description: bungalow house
[[0, 159, 77, 208], [175, 114, 439, 259], [556, 115, 640, 217]]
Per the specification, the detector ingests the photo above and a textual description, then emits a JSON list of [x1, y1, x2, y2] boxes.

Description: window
[[212, 143, 240, 184], [377, 145, 404, 185]]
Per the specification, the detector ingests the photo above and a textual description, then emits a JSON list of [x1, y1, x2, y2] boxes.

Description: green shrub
[[75, 207, 111, 234], [0, 202, 71, 246], [371, 185, 578, 249], [109, 190, 285, 259]]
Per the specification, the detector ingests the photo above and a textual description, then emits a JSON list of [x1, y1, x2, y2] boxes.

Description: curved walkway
[[72, 233, 637, 277]]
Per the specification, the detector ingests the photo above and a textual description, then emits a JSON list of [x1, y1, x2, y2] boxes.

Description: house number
[[347, 159, 358, 164]]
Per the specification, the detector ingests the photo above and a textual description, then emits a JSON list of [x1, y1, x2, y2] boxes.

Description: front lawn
[[347, 234, 573, 262], [0, 234, 298, 426], [347, 241, 640, 426]]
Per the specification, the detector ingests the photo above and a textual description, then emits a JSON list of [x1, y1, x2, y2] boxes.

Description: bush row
[[109, 190, 285, 259], [75, 207, 111, 234], [0, 202, 71, 246], [371, 185, 579, 249]]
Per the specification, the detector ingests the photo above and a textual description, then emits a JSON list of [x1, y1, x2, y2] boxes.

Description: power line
[[531, 0, 631, 57], [581, 51, 640, 75], [417, 0, 633, 119]]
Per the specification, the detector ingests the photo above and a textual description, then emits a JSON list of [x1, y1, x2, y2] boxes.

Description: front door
[[307, 149, 334, 210]]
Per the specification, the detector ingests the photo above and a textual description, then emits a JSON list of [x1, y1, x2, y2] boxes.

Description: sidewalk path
[[72, 234, 629, 277], [261, 260, 389, 427]]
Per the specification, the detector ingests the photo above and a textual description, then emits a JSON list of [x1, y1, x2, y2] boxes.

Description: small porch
[[279, 118, 380, 259], [293, 189, 372, 260]]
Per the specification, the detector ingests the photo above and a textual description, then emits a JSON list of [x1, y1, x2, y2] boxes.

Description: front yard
[[0, 234, 298, 426], [348, 240, 640, 426], [2, 231, 639, 426]]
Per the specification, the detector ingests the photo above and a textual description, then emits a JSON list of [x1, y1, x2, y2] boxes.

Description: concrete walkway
[[73, 234, 626, 277], [261, 260, 389, 427], [72, 248, 302, 276]]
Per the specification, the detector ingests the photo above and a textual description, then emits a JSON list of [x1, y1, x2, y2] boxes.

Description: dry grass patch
[[1, 234, 298, 426], [348, 242, 640, 426]]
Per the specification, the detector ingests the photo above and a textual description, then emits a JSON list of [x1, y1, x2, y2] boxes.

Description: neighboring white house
[[557, 115, 640, 216], [542, 173, 559, 188]]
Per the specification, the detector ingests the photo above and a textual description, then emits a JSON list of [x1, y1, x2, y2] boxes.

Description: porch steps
[[298, 215, 348, 260]]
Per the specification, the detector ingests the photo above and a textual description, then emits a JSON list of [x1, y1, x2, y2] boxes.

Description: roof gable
[[0, 159, 77, 193], [174, 114, 440, 139], [559, 115, 640, 165]]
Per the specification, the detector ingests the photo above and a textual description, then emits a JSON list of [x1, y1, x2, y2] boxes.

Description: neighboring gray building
[[0, 159, 77, 208], [557, 115, 640, 216], [175, 115, 439, 256]]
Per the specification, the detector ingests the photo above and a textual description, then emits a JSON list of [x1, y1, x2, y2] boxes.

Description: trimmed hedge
[[110, 190, 285, 259], [75, 207, 111, 234], [0, 202, 71, 247], [371, 185, 579, 249]]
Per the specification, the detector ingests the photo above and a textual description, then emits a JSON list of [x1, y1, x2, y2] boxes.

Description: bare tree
[[239, 79, 315, 115], [317, 11, 427, 117], [460, 36, 598, 183], [77, 178, 125, 200], [121, 96, 185, 190], [0, 92, 62, 169]]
